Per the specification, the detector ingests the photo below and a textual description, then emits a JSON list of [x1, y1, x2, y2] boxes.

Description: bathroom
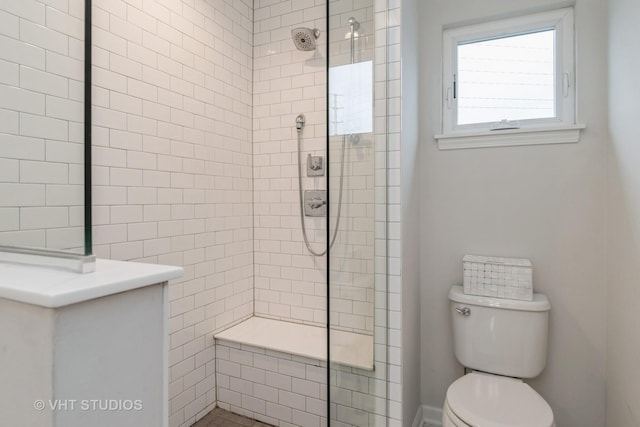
[[0, 0, 637, 426]]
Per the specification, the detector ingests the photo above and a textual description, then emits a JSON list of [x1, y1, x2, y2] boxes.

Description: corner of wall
[[399, 0, 422, 424]]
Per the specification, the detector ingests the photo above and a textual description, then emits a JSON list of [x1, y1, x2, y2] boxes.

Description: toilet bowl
[[442, 372, 554, 427], [444, 286, 555, 426]]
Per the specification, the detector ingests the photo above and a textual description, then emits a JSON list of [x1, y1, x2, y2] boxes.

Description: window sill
[[435, 124, 586, 150]]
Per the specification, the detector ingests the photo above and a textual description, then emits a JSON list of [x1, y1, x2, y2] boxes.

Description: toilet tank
[[449, 285, 551, 378]]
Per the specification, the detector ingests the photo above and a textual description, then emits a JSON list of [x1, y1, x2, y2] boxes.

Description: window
[[457, 30, 555, 126], [437, 8, 584, 149]]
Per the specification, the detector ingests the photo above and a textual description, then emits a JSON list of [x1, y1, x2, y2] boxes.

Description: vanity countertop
[[0, 259, 183, 308]]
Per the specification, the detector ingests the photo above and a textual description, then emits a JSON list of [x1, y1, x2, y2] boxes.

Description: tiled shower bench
[[213, 317, 386, 427]]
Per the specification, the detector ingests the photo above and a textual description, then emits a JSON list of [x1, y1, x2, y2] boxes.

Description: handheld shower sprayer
[[295, 114, 347, 257]]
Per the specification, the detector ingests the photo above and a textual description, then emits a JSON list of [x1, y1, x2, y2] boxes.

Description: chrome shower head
[[348, 17, 360, 32], [291, 27, 320, 51]]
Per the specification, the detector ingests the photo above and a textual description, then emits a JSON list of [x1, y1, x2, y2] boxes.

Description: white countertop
[[0, 259, 183, 308]]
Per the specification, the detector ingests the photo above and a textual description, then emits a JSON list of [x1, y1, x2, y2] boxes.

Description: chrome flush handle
[[455, 306, 471, 316]]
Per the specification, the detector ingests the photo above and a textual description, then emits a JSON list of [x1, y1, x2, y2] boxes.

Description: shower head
[[348, 17, 360, 32], [291, 27, 320, 51]]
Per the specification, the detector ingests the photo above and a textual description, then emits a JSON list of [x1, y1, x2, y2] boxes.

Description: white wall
[[89, 1, 254, 426], [417, 1, 608, 426], [606, 0, 640, 425]]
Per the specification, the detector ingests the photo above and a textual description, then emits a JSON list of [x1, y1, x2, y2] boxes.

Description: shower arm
[[347, 17, 361, 144], [348, 17, 360, 65], [350, 25, 355, 64]]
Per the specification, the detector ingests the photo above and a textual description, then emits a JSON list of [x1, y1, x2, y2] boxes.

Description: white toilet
[[443, 285, 555, 427]]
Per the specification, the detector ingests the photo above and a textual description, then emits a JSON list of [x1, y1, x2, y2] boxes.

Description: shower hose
[[296, 128, 347, 257]]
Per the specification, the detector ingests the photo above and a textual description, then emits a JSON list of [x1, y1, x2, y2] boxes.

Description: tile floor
[[193, 407, 441, 427], [192, 407, 273, 427]]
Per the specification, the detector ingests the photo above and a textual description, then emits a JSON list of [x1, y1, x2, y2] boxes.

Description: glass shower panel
[[327, 0, 388, 425]]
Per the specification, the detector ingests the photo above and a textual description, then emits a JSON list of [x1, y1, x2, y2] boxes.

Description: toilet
[[443, 285, 555, 427]]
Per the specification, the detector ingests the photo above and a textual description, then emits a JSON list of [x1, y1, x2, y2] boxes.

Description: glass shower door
[[327, 0, 389, 425]]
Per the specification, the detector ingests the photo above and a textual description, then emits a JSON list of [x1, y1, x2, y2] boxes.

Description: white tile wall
[[252, 0, 329, 329], [0, 0, 404, 426], [89, 1, 254, 426], [0, 0, 85, 252], [217, 340, 391, 427], [228, 0, 402, 426], [252, 0, 377, 336], [378, 1, 403, 425], [327, 0, 377, 336]]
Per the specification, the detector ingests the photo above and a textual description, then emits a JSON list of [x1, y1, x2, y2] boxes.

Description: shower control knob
[[455, 307, 471, 316], [308, 198, 326, 209]]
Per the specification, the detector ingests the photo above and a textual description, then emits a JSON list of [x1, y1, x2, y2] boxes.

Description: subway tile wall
[[379, 1, 403, 424], [223, 0, 402, 426], [0, 0, 86, 251], [89, 1, 254, 426], [252, 0, 329, 329], [0, 0, 403, 425], [216, 340, 389, 427], [216, 341, 328, 427], [327, 1, 376, 336], [252, 0, 376, 335]]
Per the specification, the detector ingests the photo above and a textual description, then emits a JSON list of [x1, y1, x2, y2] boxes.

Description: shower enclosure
[[0, 0, 396, 424], [213, 1, 394, 423]]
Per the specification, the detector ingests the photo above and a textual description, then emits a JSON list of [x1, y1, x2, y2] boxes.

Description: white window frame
[[436, 8, 585, 150]]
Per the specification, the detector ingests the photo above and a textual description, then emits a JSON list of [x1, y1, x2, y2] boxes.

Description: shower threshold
[[214, 316, 374, 371]]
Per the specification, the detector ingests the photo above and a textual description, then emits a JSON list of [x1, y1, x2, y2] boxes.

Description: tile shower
[[0, 0, 404, 426]]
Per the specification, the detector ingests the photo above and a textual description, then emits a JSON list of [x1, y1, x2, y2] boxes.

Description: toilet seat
[[443, 399, 469, 427], [445, 372, 554, 427]]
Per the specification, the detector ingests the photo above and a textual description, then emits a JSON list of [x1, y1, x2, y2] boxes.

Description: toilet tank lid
[[449, 285, 551, 312]]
